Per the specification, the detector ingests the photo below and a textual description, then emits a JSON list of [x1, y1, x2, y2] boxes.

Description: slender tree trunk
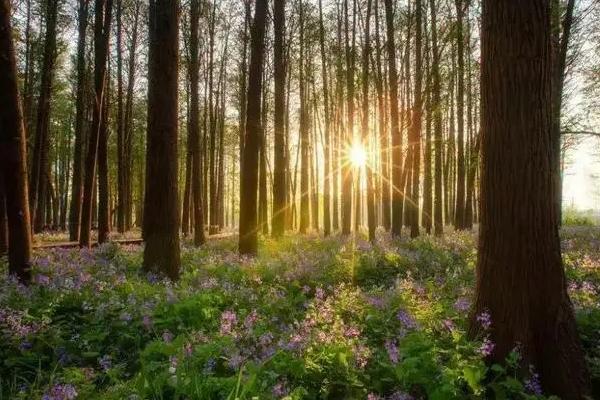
[[143, 0, 181, 278], [384, 0, 402, 237], [342, 0, 356, 235], [116, 0, 126, 233], [409, 0, 422, 238], [472, 1, 589, 397], [190, 0, 205, 245], [238, 0, 267, 254], [80, 0, 112, 247], [69, 0, 89, 241], [453, 0, 467, 230], [430, 0, 443, 235], [97, 60, 110, 244], [0, 181, 6, 255], [272, 0, 286, 237], [299, 1, 309, 234], [0, 0, 33, 283], [30, 0, 60, 233]]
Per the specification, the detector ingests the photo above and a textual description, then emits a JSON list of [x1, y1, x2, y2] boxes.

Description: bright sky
[[563, 136, 600, 210]]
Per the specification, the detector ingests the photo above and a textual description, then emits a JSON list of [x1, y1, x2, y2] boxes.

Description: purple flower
[[272, 380, 288, 398], [479, 337, 495, 357], [344, 325, 361, 338], [387, 392, 414, 400], [98, 355, 111, 371], [442, 319, 455, 332], [42, 384, 78, 400], [476, 311, 492, 330], [453, 297, 471, 313], [36, 274, 51, 286], [203, 357, 216, 373], [385, 339, 399, 364], [142, 315, 153, 330], [220, 310, 238, 336], [367, 394, 381, 400], [397, 310, 418, 330], [243, 310, 259, 329], [524, 366, 542, 395], [162, 330, 174, 343], [315, 287, 326, 301]]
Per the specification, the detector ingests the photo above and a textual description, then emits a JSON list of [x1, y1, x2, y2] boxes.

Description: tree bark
[[142, 0, 181, 279], [80, 0, 112, 247], [472, 0, 590, 397], [453, 0, 467, 230], [239, 0, 267, 254], [0, 0, 33, 283]]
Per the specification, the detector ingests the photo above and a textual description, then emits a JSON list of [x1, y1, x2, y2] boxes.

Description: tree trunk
[[430, 0, 443, 235], [97, 66, 110, 244], [69, 0, 89, 241], [0, 0, 33, 283], [238, 0, 267, 254], [30, 0, 60, 233], [471, 0, 590, 397], [142, 0, 181, 279], [299, 1, 309, 234], [272, 0, 286, 238], [384, 0, 402, 237], [80, 0, 112, 247], [453, 0, 467, 230], [409, 0, 422, 238], [116, 0, 126, 233]]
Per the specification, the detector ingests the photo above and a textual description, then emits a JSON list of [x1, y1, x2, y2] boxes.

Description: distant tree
[[471, 0, 590, 397], [239, 0, 268, 254], [142, 0, 181, 279], [0, 0, 33, 283]]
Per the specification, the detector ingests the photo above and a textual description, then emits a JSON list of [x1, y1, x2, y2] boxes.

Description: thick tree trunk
[[0, 0, 33, 283], [272, 0, 286, 237], [238, 0, 267, 254], [97, 71, 110, 244], [143, 0, 181, 279], [472, 0, 590, 397]]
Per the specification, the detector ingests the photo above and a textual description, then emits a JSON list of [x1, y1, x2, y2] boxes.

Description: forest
[[1, 0, 600, 398]]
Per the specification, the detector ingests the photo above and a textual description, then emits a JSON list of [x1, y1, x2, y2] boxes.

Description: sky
[[563, 136, 600, 211]]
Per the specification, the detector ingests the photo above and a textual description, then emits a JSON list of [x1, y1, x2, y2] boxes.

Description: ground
[[1, 228, 599, 399]]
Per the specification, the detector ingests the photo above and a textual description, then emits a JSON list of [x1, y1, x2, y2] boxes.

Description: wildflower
[[302, 285, 311, 294], [385, 339, 399, 364], [36, 274, 51, 286], [476, 311, 492, 330], [142, 315, 153, 330], [184, 342, 193, 357], [344, 325, 361, 338], [98, 355, 112, 371], [315, 287, 325, 300], [524, 366, 543, 395], [272, 380, 288, 398], [387, 392, 414, 400], [243, 309, 259, 329], [220, 310, 238, 336], [367, 394, 381, 400], [453, 297, 471, 313], [42, 383, 78, 400], [442, 319, 455, 332], [162, 330, 174, 343], [203, 357, 216, 373], [119, 312, 132, 322], [479, 337, 495, 357], [169, 356, 178, 374], [19, 341, 32, 351], [354, 343, 370, 368], [397, 310, 418, 330]]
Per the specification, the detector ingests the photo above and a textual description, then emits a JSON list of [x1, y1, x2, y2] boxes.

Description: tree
[[299, 0, 309, 234], [342, 0, 356, 235], [190, 0, 206, 246], [116, 0, 126, 233], [471, 0, 590, 397], [453, 0, 467, 230], [143, 0, 181, 279], [0, 0, 33, 283], [239, 0, 268, 254], [69, 0, 90, 241], [80, 0, 113, 247], [273, 0, 287, 237], [384, 0, 402, 237], [29, 0, 60, 232], [430, 0, 443, 235]]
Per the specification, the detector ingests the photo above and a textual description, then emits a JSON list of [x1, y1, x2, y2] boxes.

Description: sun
[[348, 142, 367, 168]]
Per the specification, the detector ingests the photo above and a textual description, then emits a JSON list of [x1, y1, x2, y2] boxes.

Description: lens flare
[[348, 142, 367, 168]]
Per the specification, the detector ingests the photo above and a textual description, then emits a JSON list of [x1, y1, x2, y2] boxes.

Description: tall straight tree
[[409, 0, 422, 238], [472, 0, 590, 397], [384, 0, 402, 237], [69, 0, 89, 241], [143, 0, 181, 278], [272, 0, 286, 238], [80, 0, 113, 247], [239, 0, 268, 254], [190, 0, 205, 246], [342, 0, 356, 235], [453, 0, 467, 230], [361, 0, 375, 241], [430, 0, 443, 235], [29, 0, 60, 232], [0, 0, 33, 283], [298, 0, 309, 234], [318, 0, 332, 237], [116, 0, 126, 233]]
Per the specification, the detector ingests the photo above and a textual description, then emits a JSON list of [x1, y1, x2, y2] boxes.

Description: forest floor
[[1, 228, 599, 399]]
